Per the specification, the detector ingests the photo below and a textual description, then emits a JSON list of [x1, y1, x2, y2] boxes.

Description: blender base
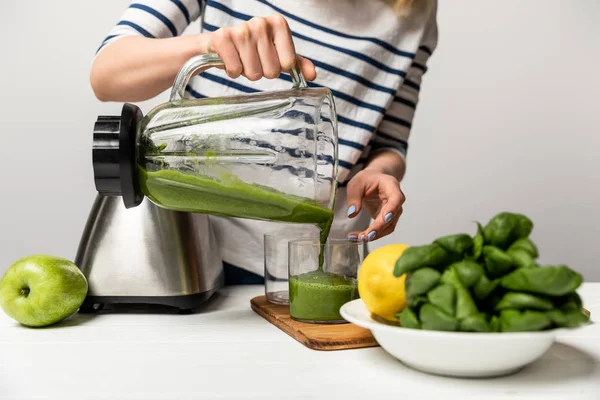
[[78, 288, 220, 314]]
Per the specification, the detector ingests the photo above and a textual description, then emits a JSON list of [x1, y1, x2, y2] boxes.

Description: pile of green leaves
[[394, 212, 589, 332]]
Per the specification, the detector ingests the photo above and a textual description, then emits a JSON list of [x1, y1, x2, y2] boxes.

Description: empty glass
[[264, 225, 318, 305], [288, 238, 366, 324]]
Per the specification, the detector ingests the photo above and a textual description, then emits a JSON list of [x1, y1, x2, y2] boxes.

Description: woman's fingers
[[297, 55, 316, 81], [346, 175, 405, 242], [208, 15, 316, 82], [251, 17, 281, 79], [378, 216, 402, 239], [348, 207, 402, 242], [267, 14, 297, 72], [353, 205, 403, 242], [208, 28, 243, 78], [346, 175, 367, 220], [231, 24, 263, 81]]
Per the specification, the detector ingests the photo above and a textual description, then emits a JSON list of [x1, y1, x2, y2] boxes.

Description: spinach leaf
[[501, 266, 583, 297], [489, 315, 501, 332], [427, 283, 456, 316], [459, 313, 492, 332], [434, 234, 474, 255], [483, 212, 533, 249], [546, 309, 589, 329], [440, 266, 480, 319], [407, 295, 428, 309], [455, 285, 479, 320], [405, 267, 442, 299], [473, 275, 500, 300], [561, 310, 590, 328], [499, 309, 552, 332], [483, 245, 516, 278], [495, 292, 554, 311], [507, 248, 536, 269], [546, 309, 567, 326], [508, 237, 539, 258], [466, 222, 485, 260], [398, 308, 421, 329], [420, 304, 459, 331], [557, 292, 583, 311], [394, 244, 454, 277], [453, 260, 485, 288]]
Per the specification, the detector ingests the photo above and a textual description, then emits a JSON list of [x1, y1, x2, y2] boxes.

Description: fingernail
[[385, 212, 393, 223], [347, 205, 356, 217], [360, 234, 366, 242], [368, 231, 377, 241], [348, 235, 358, 242]]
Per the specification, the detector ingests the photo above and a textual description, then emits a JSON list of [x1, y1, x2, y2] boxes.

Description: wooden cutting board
[[250, 295, 379, 351]]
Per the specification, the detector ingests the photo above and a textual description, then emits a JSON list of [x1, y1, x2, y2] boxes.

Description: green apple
[[0, 255, 88, 327]]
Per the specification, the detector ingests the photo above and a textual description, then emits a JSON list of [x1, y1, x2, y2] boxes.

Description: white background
[[0, 0, 598, 280]]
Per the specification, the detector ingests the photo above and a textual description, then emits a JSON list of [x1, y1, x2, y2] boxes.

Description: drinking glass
[[264, 225, 319, 304], [288, 238, 367, 324]]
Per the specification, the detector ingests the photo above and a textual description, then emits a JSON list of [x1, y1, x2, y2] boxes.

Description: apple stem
[[20, 288, 30, 296]]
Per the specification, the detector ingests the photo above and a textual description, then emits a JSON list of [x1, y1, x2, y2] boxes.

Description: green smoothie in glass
[[289, 270, 358, 323]]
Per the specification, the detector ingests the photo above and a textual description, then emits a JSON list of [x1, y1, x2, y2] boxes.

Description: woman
[[90, 0, 438, 284]]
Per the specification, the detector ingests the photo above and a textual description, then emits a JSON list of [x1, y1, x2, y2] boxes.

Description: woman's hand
[[207, 14, 316, 81], [346, 152, 407, 242]]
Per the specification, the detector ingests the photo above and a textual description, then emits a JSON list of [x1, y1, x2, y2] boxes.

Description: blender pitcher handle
[[170, 53, 308, 102]]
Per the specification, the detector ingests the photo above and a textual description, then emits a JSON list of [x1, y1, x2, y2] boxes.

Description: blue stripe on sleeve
[[336, 115, 375, 134], [411, 62, 428, 73], [202, 21, 219, 32], [375, 130, 409, 147], [206, 0, 249, 20], [419, 45, 433, 56], [130, 3, 178, 36], [96, 34, 121, 53], [117, 21, 155, 38], [383, 114, 412, 129], [254, 0, 415, 59], [403, 79, 420, 91], [185, 85, 207, 98], [102, 34, 120, 44], [338, 136, 366, 151], [338, 160, 354, 170], [394, 96, 416, 109], [201, 71, 260, 93], [202, 21, 218, 31], [170, 0, 191, 24]]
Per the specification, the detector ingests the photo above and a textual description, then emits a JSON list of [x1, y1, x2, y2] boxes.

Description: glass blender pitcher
[[92, 53, 338, 232]]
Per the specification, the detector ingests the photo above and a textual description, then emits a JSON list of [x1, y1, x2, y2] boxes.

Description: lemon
[[358, 244, 410, 322]]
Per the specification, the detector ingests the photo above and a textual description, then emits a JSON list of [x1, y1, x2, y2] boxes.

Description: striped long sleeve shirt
[[97, 0, 439, 275]]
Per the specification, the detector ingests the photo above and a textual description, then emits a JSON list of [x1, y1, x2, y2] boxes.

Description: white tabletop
[[1, 283, 599, 400]]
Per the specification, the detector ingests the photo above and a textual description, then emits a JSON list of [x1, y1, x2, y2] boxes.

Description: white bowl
[[340, 299, 563, 378]]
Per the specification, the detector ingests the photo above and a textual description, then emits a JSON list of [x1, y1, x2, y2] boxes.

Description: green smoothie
[[138, 167, 334, 246], [289, 270, 359, 322]]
